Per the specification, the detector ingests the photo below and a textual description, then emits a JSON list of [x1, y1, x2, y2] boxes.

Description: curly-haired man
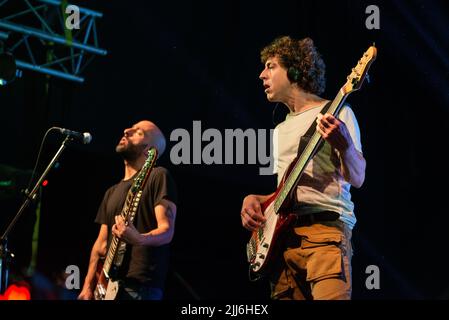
[[240, 36, 366, 300]]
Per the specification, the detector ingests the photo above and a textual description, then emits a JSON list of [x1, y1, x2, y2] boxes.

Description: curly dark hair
[[260, 36, 326, 95]]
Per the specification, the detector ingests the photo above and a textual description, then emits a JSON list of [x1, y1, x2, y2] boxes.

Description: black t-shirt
[[95, 166, 177, 289]]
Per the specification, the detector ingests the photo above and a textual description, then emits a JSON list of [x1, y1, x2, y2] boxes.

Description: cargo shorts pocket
[[300, 233, 343, 282]]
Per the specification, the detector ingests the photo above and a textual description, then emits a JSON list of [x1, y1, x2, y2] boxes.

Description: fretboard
[[102, 191, 133, 275]]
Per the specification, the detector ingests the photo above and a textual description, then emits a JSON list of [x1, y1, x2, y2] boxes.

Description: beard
[[115, 142, 146, 161]]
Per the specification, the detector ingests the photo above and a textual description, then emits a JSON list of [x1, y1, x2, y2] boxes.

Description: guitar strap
[[288, 101, 334, 207], [296, 101, 333, 158]]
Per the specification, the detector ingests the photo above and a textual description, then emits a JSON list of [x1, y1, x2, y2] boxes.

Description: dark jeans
[[117, 280, 163, 300]]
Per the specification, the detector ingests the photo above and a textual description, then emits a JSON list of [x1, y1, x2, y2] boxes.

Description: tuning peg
[[352, 68, 361, 77], [366, 73, 371, 84]]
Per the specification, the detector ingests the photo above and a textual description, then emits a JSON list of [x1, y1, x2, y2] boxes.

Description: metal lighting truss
[[0, 0, 107, 83]]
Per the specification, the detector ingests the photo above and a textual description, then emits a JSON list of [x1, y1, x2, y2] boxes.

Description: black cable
[[25, 127, 60, 195], [272, 102, 281, 126]]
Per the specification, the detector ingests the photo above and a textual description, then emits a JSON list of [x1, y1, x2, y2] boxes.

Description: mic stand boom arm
[[0, 135, 73, 294]]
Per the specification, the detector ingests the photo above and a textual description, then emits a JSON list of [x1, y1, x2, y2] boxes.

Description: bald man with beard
[[78, 120, 177, 300]]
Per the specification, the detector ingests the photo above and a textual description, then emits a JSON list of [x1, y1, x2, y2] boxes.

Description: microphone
[[54, 127, 92, 144]]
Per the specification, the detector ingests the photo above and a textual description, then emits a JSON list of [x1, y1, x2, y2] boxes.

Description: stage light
[[0, 283, 31, 300], [0, 51, 16, 86]]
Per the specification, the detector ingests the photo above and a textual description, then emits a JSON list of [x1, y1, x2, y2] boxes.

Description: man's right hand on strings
[[240, 195, 267, 231]]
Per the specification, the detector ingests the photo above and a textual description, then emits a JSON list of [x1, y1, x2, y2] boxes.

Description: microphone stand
[[0, 135, 73, 294]]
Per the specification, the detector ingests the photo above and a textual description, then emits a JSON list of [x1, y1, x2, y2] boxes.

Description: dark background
[[1, 0, 448, 300]]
